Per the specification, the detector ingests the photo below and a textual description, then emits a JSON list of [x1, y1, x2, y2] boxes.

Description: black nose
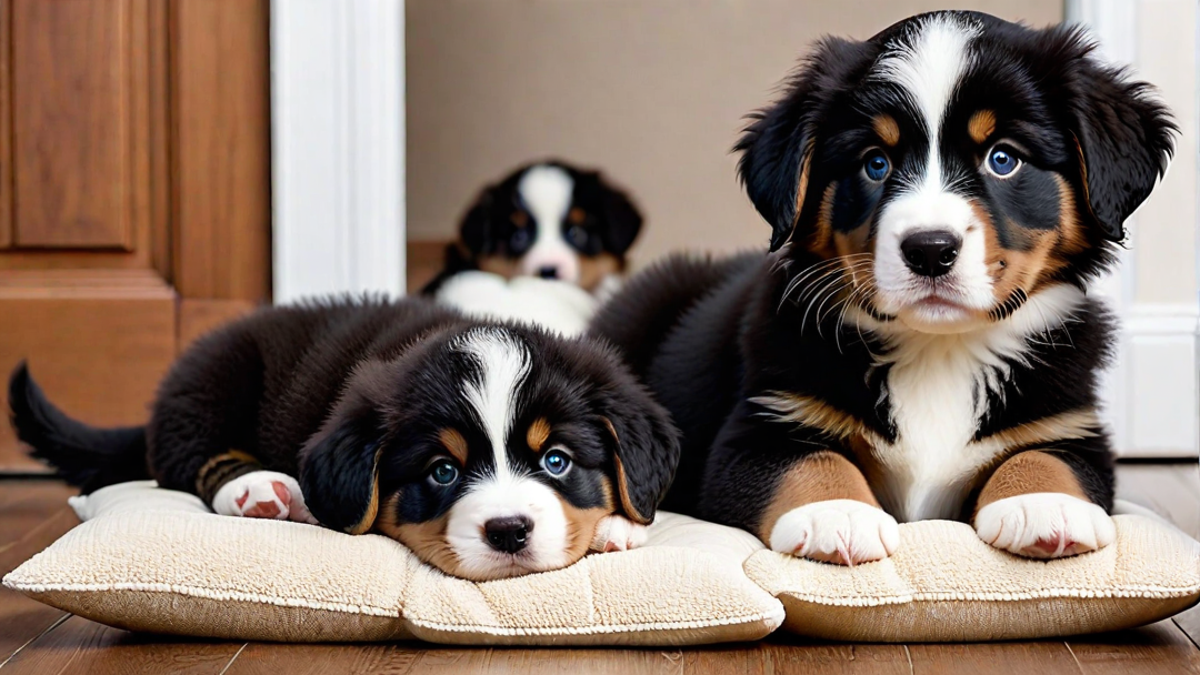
[[484, 516, 533, 554], [537, 266, 559, 279], [900, 230, 961, 278]]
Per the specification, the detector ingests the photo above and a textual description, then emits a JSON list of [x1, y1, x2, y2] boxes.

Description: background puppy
[[591, 11, 1175, 565], [10, 298, 679, 581], [425, 160, 644, 295]]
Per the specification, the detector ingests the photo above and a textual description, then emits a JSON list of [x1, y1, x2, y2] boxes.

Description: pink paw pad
[[235, 481, 292, 518]]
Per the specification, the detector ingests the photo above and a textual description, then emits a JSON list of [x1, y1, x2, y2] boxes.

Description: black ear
[[735, 37, 875, 251], [598, 179, 643, 255], [299, 374, 388, 535], [596, 387, 680, 525], [1066, 48, 1176, 240], [459, 187, 496, 255]]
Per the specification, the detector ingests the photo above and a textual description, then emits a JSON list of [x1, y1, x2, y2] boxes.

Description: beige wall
[[407, 1, 1063, 267]]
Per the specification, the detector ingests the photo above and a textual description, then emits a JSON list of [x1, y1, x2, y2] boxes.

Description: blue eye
[[428, 460, 459, 486], [541, 449, 572, 477], [566, 225, 588, 248], [863, 151, 890, 182], [987, 145, 1021, 177], [510, 227, 532, 252]]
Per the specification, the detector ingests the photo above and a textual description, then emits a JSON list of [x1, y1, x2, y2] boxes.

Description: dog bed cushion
[[6, 484, 1199, 644], [2, 481, 784, 645], [745, 507, 1200, 642]]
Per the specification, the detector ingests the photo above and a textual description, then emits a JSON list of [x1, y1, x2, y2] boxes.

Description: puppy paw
[[975, 492, 1115, 559], [589, 514, 648, 553], [769, 499, 899, 566], [212, 471, 317, 524]]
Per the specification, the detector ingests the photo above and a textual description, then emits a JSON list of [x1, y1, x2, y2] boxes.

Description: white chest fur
[[869, 284, 1088, 521]]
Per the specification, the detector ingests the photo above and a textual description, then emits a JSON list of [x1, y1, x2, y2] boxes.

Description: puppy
[[10, 298, 679, 581], [425, 160, 643, 295], [591, 11, 1175, 565]]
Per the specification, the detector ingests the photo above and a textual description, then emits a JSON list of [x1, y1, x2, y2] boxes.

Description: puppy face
[[459, 161, 643, 291], [738, 11, 1175, 333], [298, 325, 678, 581]]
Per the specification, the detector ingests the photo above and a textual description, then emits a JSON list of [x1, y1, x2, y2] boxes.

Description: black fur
[[422, 160, 643, 294], [10, 297, 680, 561], [8, 362, 148, 493], [592, 11, 1174, 541]]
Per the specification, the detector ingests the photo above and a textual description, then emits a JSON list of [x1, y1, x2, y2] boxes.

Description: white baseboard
[[271, 0, 406, 304], [1107, 303, 1200, 458]]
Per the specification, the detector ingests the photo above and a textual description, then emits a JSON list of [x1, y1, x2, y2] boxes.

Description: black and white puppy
[[10, 298, 679, 581], [592, 11, 1175, 565], [425, 161, 643, 294]]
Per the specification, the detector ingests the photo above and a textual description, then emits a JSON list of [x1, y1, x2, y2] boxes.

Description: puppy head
[[459, 161, 643, 290], [737, 11, 1176, 333], [298, 325, 677, 581]]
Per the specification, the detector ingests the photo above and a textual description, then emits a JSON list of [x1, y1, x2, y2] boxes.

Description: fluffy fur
[[10, 297, 679, 581], [591, 11, 1175, 565], [425, 160, 643, 295]]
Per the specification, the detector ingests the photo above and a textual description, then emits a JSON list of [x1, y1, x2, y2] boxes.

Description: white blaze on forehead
[[517, 164, 581, 283], [518, 164, 574, 229], [449, 327, 572, 579], [454, 328, 529, 478], [873, 14, 980, 193]]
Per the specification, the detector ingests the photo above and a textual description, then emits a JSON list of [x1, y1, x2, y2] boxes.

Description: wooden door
[[0, 0, 271, 471]]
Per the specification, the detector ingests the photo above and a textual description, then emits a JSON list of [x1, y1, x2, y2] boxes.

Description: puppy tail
[[8, 362, 150, 492]]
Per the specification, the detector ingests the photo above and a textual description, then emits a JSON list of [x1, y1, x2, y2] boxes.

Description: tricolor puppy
[[592, 11, 1175, 565], [425, 161, 643, 294], [10, 298, 678, 581]]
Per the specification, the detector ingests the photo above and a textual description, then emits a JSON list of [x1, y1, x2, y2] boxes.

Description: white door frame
[[1067, 0, 1200, 458], [271, 0, 406, 303]]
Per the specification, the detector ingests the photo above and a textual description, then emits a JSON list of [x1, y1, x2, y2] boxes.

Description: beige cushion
[[7, 483, 1199, 644], [745, 512, 1200, 642], [3, 482, 784, 645]]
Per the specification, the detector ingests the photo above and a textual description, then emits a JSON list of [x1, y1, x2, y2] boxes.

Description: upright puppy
[[591, 11, 1175, 564], [425, 161, 644, 295], [11, 298, 679, 580]]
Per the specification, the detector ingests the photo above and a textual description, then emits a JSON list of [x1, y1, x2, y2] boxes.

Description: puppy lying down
[[9, 298, 680, 581]]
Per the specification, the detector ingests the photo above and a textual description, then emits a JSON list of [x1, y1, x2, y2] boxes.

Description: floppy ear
[[1065, 36, 1176, 240], [735, 37, 874, 252], [459, 187, 496, 255], [299, 364, 396, 535], [598, 179, 643, 255], [596, 387, 680, 525]]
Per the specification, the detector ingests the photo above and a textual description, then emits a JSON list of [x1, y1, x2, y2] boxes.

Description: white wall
[[1068, 0, 1200, 458], [272, 0, 407, 303]]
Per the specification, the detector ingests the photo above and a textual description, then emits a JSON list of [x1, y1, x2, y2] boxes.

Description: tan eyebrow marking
[[511, 211, 529, 227], [438, 428, 469, 464], [526, 417, 551, 453], [968, 109, 996, 144], [568, 207, 587, 225], [872, 114, 900, 147]]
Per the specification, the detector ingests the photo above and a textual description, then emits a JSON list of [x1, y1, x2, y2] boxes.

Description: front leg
[[703, 405, 898, 565], [973, 450, 1115, 559]]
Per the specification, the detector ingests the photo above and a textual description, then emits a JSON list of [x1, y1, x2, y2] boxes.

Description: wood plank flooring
[[0, 462, 1196, 674]]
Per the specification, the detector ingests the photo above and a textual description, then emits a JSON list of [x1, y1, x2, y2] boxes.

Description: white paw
[[975, 492, 1115, 559], [769, 499, 900, 566], [211, 471, 317, 524], [589, 514, 649, 553]]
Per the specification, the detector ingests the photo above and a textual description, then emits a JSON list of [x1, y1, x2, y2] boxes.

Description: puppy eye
[[566, 225, 588, 248], [863, 150, 890, 182], [510, 228, 532, 252], [986, 144, 1022, 178], [428, 459, 460, 486], [541, 448, 572, 477]]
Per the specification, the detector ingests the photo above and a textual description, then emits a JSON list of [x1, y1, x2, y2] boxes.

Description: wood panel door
[[0, 0, 271, 471]]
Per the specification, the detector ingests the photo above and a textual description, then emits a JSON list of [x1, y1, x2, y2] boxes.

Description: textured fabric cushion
[[3, 482, 784, 645], [746, 510, 1200, 642], [7, 483, 1199, 644]]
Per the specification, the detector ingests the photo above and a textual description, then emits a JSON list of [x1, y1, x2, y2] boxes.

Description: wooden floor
[[0, 463, 1198, 674]]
